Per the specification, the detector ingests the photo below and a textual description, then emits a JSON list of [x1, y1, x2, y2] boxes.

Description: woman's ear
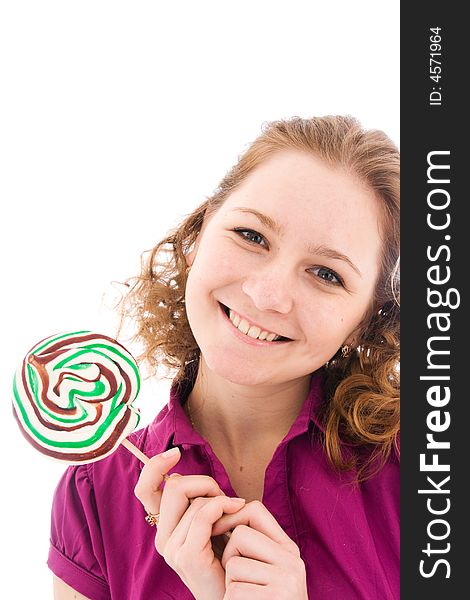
[[184, 209, 214, 268], [184, 235, 200, 268], [185, 247, 195, 268]]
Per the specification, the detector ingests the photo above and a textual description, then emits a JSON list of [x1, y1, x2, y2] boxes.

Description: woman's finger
[[224, 555, 274, 586], [221, 524, 306, 595], [221, 524, 279, 568], [212, 500, 299, 556], [155, 496, 247, 600], [224, 581, 272, 599], [156, 481, 235, 552], [133, 447, 182, 512], [162, 496, 245, 560], [180, 496, 245, 552]]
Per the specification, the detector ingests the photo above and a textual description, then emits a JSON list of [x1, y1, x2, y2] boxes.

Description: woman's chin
[[203, 353, 277, 387]]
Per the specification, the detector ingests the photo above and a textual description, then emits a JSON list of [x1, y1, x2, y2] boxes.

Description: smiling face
[[184, 150, 383, 387]]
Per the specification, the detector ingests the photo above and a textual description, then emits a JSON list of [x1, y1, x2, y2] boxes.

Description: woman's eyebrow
[[307, 244, 362, 277], [230, 206, 362, 277], [231, 207, 282, 234]]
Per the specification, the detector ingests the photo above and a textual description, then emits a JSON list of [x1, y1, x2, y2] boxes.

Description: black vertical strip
[[401, 3, 466, 598]]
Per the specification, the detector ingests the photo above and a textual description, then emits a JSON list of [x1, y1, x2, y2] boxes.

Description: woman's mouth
[[219, 303, 291, 343]]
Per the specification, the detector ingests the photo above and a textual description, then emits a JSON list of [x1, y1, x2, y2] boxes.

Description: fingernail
[[161, 447, 180, 458], [229, 497, 246, 503]]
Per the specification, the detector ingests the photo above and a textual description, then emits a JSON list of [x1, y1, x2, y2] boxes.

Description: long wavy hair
[[118, 115, 400, 482]]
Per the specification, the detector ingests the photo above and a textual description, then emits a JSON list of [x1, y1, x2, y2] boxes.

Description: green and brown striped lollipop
[[12, 331, 148, 464]]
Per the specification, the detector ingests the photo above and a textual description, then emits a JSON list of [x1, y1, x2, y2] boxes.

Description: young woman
[[49, 115, 400, 599]]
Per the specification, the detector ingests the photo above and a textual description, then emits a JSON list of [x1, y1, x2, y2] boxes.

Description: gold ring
[[145, 474, 170, 525], [145, 508, 160, 526]]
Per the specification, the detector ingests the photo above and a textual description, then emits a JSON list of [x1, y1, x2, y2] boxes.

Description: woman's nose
[[241, 266, 294, 314]]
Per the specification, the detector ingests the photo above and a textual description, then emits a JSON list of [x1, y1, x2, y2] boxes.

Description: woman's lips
[[219, 302, 292, 344]]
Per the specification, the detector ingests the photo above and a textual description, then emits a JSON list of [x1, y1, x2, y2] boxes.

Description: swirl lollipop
[[12, 331, 149, 464]]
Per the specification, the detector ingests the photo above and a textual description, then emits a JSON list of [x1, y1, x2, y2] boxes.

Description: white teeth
[[228, 308, 282, 342], [238, 319, 250, 335]]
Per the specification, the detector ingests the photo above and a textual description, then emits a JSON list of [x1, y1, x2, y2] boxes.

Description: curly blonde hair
[[119, 115, 400, 482]]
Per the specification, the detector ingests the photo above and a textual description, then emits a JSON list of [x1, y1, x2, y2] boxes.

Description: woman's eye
[[310, 266, 344, 287], [233, 228, 268, 247]]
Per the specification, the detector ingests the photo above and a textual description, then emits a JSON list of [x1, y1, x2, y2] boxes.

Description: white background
[[0, 1, 399, 597]]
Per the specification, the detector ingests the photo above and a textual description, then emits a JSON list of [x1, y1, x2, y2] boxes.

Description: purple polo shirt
[[48, 369, 399, 599]]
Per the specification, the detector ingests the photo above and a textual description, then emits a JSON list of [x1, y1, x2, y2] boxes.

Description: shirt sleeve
[[47, 464, 111, 600]]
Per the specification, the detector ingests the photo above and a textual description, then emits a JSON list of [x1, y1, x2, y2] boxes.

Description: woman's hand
[[134, 448, 246, 600], [211, 500, 309, 600]]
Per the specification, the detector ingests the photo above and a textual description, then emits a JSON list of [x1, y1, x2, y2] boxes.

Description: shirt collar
[[146, 367, 328, 455]]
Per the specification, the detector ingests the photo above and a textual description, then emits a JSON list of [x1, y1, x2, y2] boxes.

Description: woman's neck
[[186, 359, 311, 461]]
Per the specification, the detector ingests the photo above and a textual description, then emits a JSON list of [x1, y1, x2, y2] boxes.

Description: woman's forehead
[[219, 152, 382, 235], [226, 151, 373, 207]]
